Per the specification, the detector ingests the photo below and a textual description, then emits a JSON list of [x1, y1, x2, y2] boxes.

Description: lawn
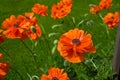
[[0, 0, 120, 80]]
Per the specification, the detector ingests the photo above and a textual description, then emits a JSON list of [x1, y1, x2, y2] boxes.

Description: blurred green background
[[0, 0, 120, 80]]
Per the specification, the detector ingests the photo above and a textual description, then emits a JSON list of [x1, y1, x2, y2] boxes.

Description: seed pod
[[30, 26, 36, 33]]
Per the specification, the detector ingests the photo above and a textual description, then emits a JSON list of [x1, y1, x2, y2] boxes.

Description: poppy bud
[[30, 26, 36, 33]]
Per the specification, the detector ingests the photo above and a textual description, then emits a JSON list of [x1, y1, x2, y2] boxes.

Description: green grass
[[0, 0, 120, 80]]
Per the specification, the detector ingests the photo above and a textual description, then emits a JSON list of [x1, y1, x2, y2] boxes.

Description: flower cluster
[[89, 0, 120, 29], [1, 12, 41, 40], [40, 28, 96, 79], [104, 12, 120, 29], [3, 0, 120, 79], [51, 0, 72, 19], [90, 0, 112, 14], [0, 0, 98, 79], [0, 54, 10, 80]]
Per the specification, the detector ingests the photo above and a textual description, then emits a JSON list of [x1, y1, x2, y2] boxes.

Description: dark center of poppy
[[61, 10, 64, 12], [52, 77, 59, 80], [56, 6, 58, 10], [13, 23, 19, 28], [111, 16, 114, 19], [26, 16, 30, 19], [72, 38, 80, 45]]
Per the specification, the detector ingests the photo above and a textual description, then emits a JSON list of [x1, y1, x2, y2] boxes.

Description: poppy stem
[[20, 40, 39, 73], [10, 67, 24, 80], [38, 23, 55, 68], [99, 13, 110, 38], [40, 24, 54, 66], [42, 33, 56, 66], [0, 46, 12, 60], [40, 24, 46, 34], [0, 46, 24, 79], [66, 16, 76, 27], [40, 24, 51, 52], [90, 59, 97, 69], [71, 17, 76, 27]]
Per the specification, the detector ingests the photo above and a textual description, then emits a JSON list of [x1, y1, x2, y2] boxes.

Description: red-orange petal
[[57, 28, 96, 63]]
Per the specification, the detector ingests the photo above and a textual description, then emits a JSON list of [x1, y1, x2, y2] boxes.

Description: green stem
[[20, 40, 39, 73], [99, 13, 110, 38], [10, 67, 24, 80], [90, 59, 97, 69], [66, 16, 75, 28], [0, 46, 12, 60], [70, 63, 79, 79], [40, 24, 51, 52], [40, 24, 55, 67], [71, 17, 76, 27], [0, 46, 24, 79], [43, 34, 51, 51]]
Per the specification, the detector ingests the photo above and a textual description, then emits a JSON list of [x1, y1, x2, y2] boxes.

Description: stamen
[[52, 77, 59, 80], [61, 10, 64, 12], [26, 16, 30, 19], [111, 16, 114, 19], [56, 6, 58, 10], [72, 38, 80, 45], [13, 23, 19, 28]]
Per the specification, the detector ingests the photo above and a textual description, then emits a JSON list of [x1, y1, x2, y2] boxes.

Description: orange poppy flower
[[32, 3, 48, 16], [2, 13, 42, 40], [21, 12, 37, 30], [27, 24, 41, 40], [22, 12, 42, 40], [51, 0, 72, 19], [16, 12, 38, 40], [41, 67, 70, 80], [99, 0, 112, 10], [25, 12, 37, 25], [2, 15, 25, 39], [0, 54, 10, 80], [90, 6, 101, 14], [57, 28, 96, 63], [104, 12, 120, 29]]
